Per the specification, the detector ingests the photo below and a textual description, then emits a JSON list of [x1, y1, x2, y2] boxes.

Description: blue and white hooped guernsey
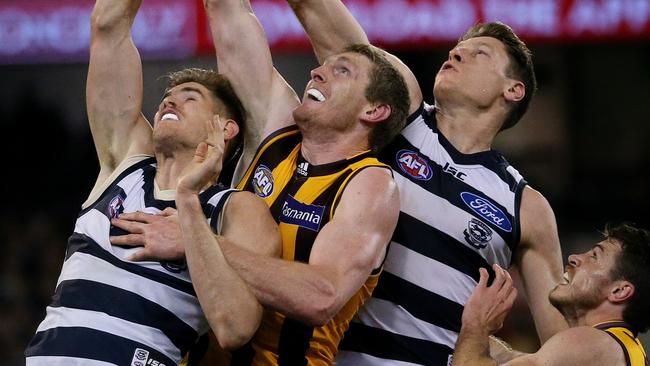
[[25, 156, 235, 366], [336, 103, 527, 366]]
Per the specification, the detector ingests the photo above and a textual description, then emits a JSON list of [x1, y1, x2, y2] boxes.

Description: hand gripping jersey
[[336, 104, 527, 366], [234, 126, 390, 366], [595, 321, 649, 366], [25, 156, 235, 366]]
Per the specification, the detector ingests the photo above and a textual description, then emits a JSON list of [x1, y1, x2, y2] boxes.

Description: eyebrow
[[162, 86, 204, 100]]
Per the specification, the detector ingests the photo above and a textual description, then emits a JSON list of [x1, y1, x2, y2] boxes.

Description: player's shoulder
[[545, 326, 624, 355], [225, 190, 268, 215]]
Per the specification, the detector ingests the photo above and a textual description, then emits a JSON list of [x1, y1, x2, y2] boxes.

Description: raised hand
[[178, 115, 225, 195], [462, 264, 518, 334]]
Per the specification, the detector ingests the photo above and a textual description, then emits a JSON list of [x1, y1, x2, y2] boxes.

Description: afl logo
[[460, 192, 512, 232], [396, 149, 433, 181], [252, 165, 274, 198]]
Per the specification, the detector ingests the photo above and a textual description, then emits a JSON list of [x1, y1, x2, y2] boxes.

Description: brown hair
[[459, 22, 536, 131], [343, 44, 410, 152], [605, 222, 650, 334]]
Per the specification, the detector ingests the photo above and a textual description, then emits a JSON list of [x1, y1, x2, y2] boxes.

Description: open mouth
[[306, 88, 326, 102], [161, 112, 179, 121]]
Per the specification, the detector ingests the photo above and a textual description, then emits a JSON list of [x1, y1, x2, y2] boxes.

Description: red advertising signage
[[1, 0, 649, 64]]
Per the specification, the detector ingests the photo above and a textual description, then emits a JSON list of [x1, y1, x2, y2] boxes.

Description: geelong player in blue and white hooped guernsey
[[24, 0, 280, 365], [287, 2, 569, 365]]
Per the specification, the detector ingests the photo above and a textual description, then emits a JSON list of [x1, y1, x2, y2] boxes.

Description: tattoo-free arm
[[87, 0, 153, 182]]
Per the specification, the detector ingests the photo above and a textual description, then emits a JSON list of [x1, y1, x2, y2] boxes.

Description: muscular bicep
[[86, 1, 153, 174], [308, 168, 399, 307], [205, 0, 298, 154], [220, 191, 281, 258], [516, 186, 567, 342]]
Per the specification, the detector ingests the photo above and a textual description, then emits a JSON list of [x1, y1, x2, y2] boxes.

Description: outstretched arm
[[516, 187, 568, 343], [287, 0, 423, 114], [205, 0, 299, 169], [87, 0, 153, 184], [175, 117, 278, 350]]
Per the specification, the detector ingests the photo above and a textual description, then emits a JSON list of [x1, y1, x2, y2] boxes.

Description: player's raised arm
[[516, 187, 569, 342], [204, 0, 299, 163], [287, 0, 423, 114], [87, 0, 153, 181]]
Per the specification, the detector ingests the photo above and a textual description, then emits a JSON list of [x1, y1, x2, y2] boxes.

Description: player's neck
[[300, 130, 369, 165], [434, 103, 502, 154], [564, 304, 624, 328], [154, 149, 195, 191]]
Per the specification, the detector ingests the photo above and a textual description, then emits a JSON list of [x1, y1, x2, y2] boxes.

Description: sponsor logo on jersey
[[252, 164, 274, 198], [442, 162, 467, 181], [395, 149, 433, 180], [279, 194, 325, 232], [297, 161, 309, 177], [131, 348, 166, 366], [463, 218, 493, 249], [108, 193, 126, 219], [460, 192, 512, 232]]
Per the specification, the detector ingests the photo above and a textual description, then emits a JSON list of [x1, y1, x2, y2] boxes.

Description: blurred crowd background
[[1, 0, 649, 365]]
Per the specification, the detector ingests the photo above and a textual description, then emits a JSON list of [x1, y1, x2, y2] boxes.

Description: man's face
[[153, 81, 223, 151], [433, 36, 514, 109], [549, 238, 623, 312], [293, 52, 373, 131]]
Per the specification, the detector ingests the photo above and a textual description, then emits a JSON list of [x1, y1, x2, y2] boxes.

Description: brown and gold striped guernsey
[[594, 321, 649, 366], [233, 125, 390, 366]]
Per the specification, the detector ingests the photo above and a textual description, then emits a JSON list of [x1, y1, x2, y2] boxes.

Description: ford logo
[[395, 149, 433, 181], [460, 192, 512, 232]]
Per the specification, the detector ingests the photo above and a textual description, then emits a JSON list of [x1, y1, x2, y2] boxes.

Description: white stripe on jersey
[[27, 356, 118, 366], [401, 113, 521, 216], [355, 298, 458, 349], [36, 306, 181, 362], [335, 351, 423, 366], [396, 173, 512, 267], [57, 251, 206, 332], [384, 242, 475, 305]]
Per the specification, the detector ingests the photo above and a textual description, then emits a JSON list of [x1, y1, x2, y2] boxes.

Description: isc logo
[[252, 165, 274, 198], [395, 149, 433, 180]]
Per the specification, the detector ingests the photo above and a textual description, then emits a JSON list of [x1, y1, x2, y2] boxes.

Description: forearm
[[220, 239, 337, 326], [176, 192, 261, 350], [452, 326, 498, 366], [288, 0, 369, 63]]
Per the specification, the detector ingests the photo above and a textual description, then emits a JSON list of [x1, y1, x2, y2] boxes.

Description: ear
[[359, 103, 391, 125], [504, 80, 525, 103], [608, 280, 635, 304], [222, 118, 240, 141]]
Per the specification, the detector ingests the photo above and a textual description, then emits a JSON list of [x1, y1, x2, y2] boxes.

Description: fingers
[[115, 211, 153, 224], [111, 218, 145, 233], [127, 249, 155, 262], [159, 207, 178, 217], [477, 267, 489, 288], [110, 233, 145, 246]]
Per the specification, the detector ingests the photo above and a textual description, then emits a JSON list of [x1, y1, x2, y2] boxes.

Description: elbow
[[211, 303, 263, 350], [90, 4, 133, 35]]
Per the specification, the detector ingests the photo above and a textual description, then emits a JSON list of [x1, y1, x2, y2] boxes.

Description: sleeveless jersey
[[595, 321, 649, 366], [336, 103, 527, 366], [25, 156, 235, 366], [234, 126, 390, 366]]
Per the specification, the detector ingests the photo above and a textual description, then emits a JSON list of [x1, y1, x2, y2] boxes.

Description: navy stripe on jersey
[[277, 317, 314, 366], [26, 327, 175, 366], [382, 134, 517, 243], [66, 232, 196, 295], [373, 271, 463, 333], [339, 322, 452, 365], [393, 212, 495, 283], [78, 157, 156, 218], [404, 103, 425, 127], [51, 279, 197, 353]]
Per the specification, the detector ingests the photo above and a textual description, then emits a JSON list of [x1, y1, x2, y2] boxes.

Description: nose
[[449, 47, 464, 63], [567, 253, 581, 267], [310, 66, 326, 83], [162, 94, 178, 109]]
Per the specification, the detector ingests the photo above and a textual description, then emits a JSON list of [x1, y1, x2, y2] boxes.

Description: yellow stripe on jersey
[[595, 321, 649, 366], [234, 125, 390, 366]]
